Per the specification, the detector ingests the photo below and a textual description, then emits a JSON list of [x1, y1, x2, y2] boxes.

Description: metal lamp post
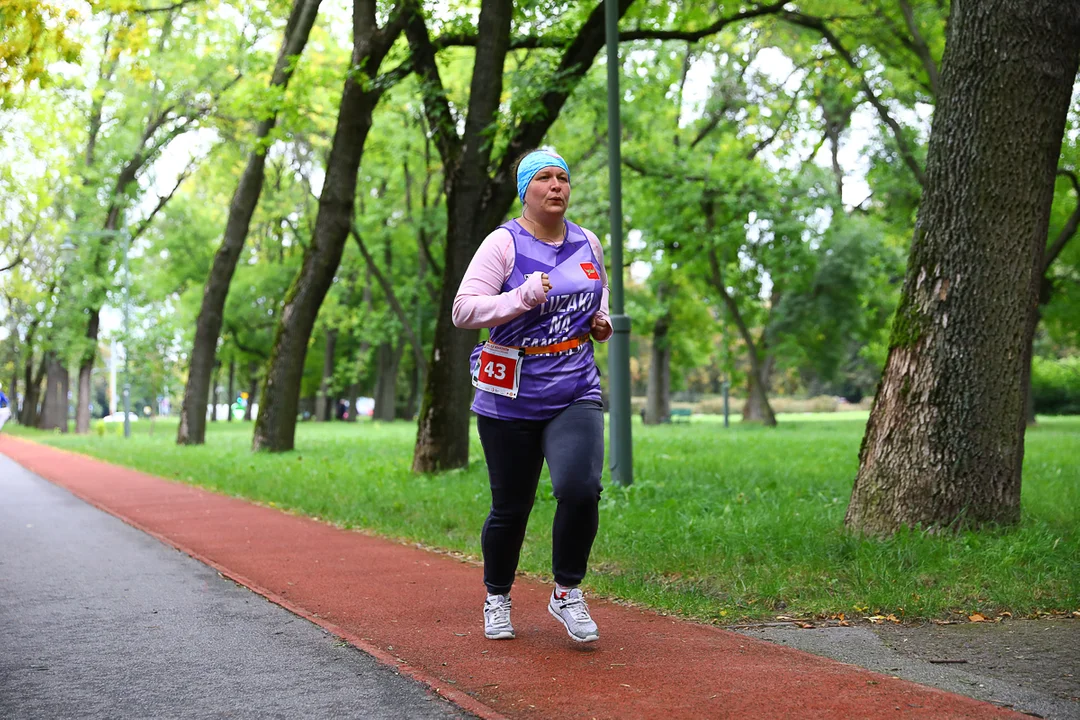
[[605, 0, 632, 486]]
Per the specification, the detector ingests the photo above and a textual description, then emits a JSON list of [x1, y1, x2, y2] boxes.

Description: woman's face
[[524, 165, 571, 217]]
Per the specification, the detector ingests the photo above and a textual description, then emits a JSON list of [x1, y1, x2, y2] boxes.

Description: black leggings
[[476, 401, 604, 595]]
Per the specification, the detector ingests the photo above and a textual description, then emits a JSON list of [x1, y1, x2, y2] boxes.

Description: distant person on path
[[453, 148, 612, 643], [0, 382, 12, 432]]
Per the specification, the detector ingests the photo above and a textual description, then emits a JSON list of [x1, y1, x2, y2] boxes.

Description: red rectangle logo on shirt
[[580, 262, 600, 280]]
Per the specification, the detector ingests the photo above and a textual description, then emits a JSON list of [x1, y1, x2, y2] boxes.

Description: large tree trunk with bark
[[252, 0, 406, 452], [644, 310, 671, 424], [846, 0, 1080, 535], [178, 0, 323, 445], [315, 329, 337, 421], [38, 354, 69, 432]]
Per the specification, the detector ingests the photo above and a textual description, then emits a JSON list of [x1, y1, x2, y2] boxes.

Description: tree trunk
[[9, 364, 18, 416], [244, 361, 258, 421], [178, 0, 323, 445], [345, 382, 358, 422], [644, 310, 672, 424], [21, 354, 45, 426], [704, 204, 777, 427], [252, 0, 406, 452], [209, 362, 220, 423], [38, 354, 69, 432], [226, 359, 236, 422], [75, 309, 99, 433], [373, 339, 405, 421], [846, 0, 1080, 535], [741, 356, 777, 425], [316, 329, 337, 421]]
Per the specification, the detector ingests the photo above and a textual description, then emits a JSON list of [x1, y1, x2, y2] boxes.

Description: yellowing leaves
[[0, 0, 86, 104]]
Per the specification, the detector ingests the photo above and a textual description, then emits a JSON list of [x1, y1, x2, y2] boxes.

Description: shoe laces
[[561, 593, 592, 623], [486, 596, 511, 626]]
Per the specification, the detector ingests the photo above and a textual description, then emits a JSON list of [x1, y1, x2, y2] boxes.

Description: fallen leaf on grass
[[968, 613, 987, 623]]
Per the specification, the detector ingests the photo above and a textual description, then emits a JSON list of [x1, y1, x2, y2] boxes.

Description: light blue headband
[[516, 151, 570, 204]]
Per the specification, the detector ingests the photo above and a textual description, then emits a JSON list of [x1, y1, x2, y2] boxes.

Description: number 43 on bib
[[473, 342, 524, 398]]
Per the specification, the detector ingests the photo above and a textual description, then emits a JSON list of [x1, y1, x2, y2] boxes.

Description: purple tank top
[[470, 219, 602, 420]]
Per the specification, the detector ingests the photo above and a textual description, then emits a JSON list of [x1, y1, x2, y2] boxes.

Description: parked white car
[[102, 411, 139, 423]]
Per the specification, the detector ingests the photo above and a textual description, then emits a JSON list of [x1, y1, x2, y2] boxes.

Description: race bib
[[472, 341, 524, 399]]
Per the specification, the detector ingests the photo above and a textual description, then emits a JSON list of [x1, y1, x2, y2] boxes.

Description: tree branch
[[135, 0, 204, 13], [403, 2, 462, 173], [130, 157, 199, 241], [897, 0, 941, 97], [781, 10, 927, 186], [620, 1, 791, 42], [1044, 169, 1080, 274], [487, 0, 637, 224], [350, 224, 428, 374], [224, 320, 270, 360], [0, 217, 39, 272]]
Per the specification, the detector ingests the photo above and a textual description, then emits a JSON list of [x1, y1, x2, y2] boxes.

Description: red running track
[[1, 435, 1021, 719]]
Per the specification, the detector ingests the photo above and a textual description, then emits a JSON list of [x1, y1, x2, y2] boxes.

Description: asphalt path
[[0, 455, 471, 720]]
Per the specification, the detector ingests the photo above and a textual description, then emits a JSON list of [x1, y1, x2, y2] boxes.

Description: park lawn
[[9, 414, 1079, 624]]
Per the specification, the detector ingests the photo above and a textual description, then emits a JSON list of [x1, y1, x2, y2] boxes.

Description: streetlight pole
[[122, 229, 131, 439], [605, 0, 632, 486]]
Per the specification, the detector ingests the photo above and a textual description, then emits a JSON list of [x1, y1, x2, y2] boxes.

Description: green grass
[[9, 414, 1079, 624]]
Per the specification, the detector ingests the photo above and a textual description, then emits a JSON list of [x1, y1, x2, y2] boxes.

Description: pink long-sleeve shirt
[[453, 223, 611, 339]]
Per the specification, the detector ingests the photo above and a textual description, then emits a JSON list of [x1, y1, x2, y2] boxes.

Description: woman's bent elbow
[[452, 299, 474, 329]]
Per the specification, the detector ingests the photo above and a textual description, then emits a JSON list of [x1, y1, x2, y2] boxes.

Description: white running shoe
[[484, 594, 515, 639], [548, 588, 599, 642]]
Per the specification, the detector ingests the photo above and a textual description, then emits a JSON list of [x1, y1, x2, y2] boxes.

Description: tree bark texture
[[408, 0, 635, 472], [316, 329, 337, 421], [644, 310, 672, 424], [846, 0, 1080, 535], [252, 0, 405, 452], [741, 354, 776, 425], [38, 354, 69, 432], [75, 308, 100, 433], [20, 354, 43, 426], [178, 0, 323, 445]]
